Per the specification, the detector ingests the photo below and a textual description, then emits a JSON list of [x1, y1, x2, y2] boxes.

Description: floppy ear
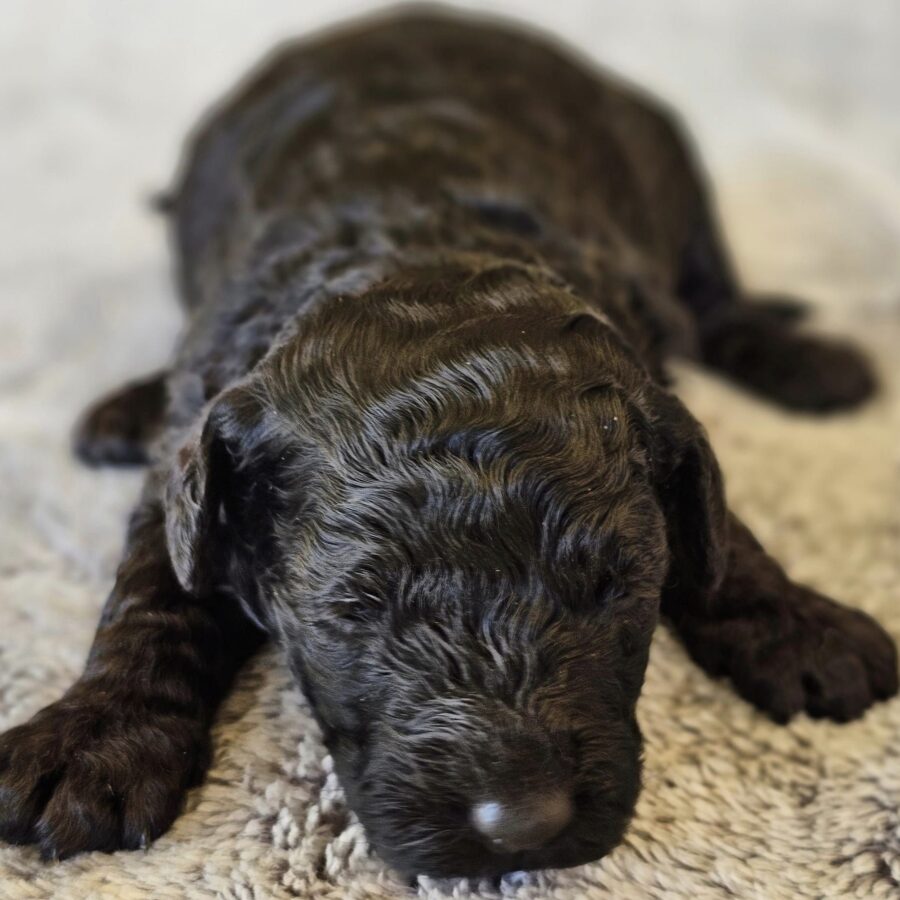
[[650, 391, 729, 615], [164, 386, 274, 596]]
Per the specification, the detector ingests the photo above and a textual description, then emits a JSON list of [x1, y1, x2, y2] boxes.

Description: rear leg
[[697, 304, 877, 412], [73, 371, 168, 467], [612, 92, 877, 412], [679, 154, 877, 411]]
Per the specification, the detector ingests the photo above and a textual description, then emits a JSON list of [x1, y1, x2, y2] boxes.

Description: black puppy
[[1, 9, 895, 879]]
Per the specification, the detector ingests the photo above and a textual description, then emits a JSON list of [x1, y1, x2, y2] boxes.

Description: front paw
[[677, 588, 898, 723], [0, 684, 207, 858]]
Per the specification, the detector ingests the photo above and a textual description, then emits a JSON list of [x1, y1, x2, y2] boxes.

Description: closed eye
[[466, 197, 542, 236]]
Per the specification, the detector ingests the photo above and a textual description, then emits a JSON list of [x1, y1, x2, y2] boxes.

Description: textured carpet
[[1, 2, 899, 898]]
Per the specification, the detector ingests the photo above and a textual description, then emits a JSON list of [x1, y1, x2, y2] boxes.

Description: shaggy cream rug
[[1, 2, 898, 898]]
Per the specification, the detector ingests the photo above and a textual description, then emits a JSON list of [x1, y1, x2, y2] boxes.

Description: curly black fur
[[1, 8, 895, 878]]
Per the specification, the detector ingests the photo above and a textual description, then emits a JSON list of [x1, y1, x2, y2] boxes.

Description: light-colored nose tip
[[471, 790, 573, 853]]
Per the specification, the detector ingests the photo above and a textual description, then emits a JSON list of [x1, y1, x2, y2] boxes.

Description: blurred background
[[1, 3, 899, 898], [2, 0, 899, 425], [2, 0, 900, 435]]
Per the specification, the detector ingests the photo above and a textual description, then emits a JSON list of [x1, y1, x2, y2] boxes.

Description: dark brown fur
[[1, 8, 894, 879]]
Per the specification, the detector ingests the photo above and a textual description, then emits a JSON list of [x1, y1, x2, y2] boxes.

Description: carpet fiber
[[1, 2, 899, 897]]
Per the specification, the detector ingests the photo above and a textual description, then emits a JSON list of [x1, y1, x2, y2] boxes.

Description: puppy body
[[1, 10, 895, 879], [168, 12, 698, 400]]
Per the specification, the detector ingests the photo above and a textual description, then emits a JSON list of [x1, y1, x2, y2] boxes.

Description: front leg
[[0, 489, 263, 859], [665, 514, 898, 723]]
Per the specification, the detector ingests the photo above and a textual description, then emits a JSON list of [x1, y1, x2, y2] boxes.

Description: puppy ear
[[164, 386, 270, 595], [650, 391, 729, 613]]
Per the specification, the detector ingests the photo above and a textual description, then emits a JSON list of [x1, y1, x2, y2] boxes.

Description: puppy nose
[[471, 790, 573, 852]]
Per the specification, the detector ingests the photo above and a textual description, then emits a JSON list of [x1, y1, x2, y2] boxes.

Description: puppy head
[[163, 290, 726, 878]]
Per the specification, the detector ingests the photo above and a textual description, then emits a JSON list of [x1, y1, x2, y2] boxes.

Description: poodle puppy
[[1, 9, 895, 879]]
